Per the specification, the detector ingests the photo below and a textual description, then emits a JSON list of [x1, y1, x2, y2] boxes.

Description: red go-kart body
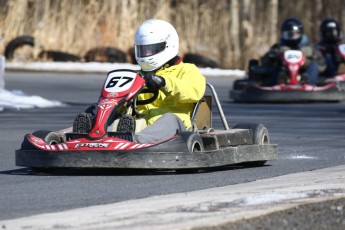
[[16, 69, 277, 171]]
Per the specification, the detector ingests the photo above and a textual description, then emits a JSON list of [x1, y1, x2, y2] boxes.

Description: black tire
[[175, 133, 204, 174], [72, 113, 93, 133], [4, 35, 34, 60], [233, 123, 269, 167], [117, 115, 136, 133], [84, 47, 127, 63], [248, 59, 259, 80], [183, 53, 218, 68], [233, 79, 250, 90], [180, 132, 204, 153], [233, 123, 269, 144], [38, 50, 81, 62]]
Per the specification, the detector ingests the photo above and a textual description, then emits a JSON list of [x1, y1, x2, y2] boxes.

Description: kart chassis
[[16, 75, 277, 170]]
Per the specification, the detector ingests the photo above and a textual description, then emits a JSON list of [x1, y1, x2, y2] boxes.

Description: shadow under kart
[[16, 70, 277, 172]]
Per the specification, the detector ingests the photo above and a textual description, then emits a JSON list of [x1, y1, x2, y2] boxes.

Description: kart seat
[[191, 83, 230, 132], [191, 95, 212, 131]]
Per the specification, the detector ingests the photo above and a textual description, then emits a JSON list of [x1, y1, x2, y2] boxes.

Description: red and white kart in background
[[230, 47, 345, 103], [16, 69, 277, 172]]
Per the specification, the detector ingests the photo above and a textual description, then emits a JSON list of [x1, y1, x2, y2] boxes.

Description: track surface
[[0, 71, 344, 221]]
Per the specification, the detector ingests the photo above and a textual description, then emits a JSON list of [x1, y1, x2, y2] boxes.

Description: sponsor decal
[[287, 53, 301, 60], [107, 92, 118, 98], [98, 98, 118, 109], [74, 143, 110, 149], [97, 99, 118, 124]]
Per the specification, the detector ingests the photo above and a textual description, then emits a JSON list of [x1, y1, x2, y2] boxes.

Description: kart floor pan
[[16, 144, 277, 169]]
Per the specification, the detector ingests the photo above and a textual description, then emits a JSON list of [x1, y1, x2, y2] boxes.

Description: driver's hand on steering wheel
[[144, 73, 166, 90]]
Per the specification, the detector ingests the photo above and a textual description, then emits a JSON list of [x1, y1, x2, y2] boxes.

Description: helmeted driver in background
[[259, 17, 325, 85], [133, 19, 206, 143], [317, 18, 345, 77]]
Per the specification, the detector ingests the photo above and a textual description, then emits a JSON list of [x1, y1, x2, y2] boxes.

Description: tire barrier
[[84, 47, 127, 63], [38, 50, 82, 62], [4, 35, 34, 60], [4, 36, 220, 67], [183, 53, 219, 68]]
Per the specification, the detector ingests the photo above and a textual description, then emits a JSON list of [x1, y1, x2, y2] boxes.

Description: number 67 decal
[[106, 76, 133, 88], [103, 71, 137, 93]]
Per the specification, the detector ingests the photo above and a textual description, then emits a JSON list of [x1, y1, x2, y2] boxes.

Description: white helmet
[[135, 19, 179, 72]]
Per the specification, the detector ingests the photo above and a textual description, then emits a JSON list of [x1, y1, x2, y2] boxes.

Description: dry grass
[[1, 0, 345, 69]]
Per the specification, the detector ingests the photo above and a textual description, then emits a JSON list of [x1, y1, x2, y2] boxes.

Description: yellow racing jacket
[[137, 61, 206, 129]]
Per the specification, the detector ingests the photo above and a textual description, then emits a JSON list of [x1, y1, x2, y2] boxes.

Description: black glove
[[144, 73, 166, 90], [267, 50, 279, 59]]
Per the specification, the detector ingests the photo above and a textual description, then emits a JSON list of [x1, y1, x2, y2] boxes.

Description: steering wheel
[[135, 88, 159, 105]]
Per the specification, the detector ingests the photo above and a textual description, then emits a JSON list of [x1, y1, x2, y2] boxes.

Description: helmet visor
[[325, 28, 339, 40], [136, 42, 166, 58], [282, 30, 302, 41]]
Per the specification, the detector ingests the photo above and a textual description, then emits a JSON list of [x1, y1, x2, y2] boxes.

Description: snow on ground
[[0, 61, 245, 112], [0, 88, 65, 112]]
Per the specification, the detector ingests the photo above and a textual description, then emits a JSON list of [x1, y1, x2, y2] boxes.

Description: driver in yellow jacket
[[133, 19, 206, 143], [72, 19, 206, 143]]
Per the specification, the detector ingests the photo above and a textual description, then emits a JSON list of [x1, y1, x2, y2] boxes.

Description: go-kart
[[16, 69, 277, 172], [230, 47, 345, 103]]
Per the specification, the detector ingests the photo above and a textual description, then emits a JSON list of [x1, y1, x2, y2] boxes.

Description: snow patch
[[0, 88, 65, 111], [290, 155, 318, 159]]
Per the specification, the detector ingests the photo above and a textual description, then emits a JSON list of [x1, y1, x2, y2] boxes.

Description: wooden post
[[231, 0, 241, 67], [269, 0, 278, 45]]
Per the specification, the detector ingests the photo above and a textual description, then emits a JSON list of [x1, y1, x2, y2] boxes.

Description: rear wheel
[[233, 123, 269, 167], [175, 133, 204, 174]]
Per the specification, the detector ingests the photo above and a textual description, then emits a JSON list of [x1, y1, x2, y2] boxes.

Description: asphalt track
[[0, 71, 345, 228]]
